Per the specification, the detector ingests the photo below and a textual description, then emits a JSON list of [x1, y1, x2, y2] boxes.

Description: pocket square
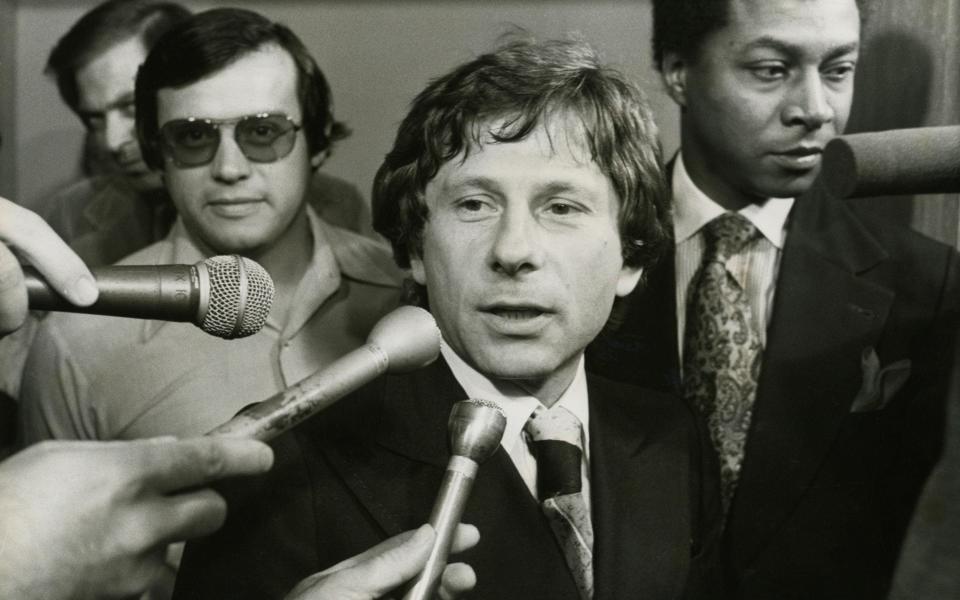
[[850, 347, 912, 413]]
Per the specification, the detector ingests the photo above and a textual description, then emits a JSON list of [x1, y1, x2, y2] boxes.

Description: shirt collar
[[672, 151, 794, 248], [137, 206, 401, 342], [440, 341, 590, 450]]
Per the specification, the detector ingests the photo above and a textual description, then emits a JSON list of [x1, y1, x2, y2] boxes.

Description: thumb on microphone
[[0, 197, 96, 335], [283, 523, 479, 600]]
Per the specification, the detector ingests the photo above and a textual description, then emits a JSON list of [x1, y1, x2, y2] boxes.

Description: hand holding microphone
[[24, 255, 275, 339], [0, 196, 97, 336]]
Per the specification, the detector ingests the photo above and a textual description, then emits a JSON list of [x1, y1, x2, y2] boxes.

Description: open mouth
[[487, 307, 546, 320]]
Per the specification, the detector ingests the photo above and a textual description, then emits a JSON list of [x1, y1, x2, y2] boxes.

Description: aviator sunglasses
[[157, 112, 301, 168]]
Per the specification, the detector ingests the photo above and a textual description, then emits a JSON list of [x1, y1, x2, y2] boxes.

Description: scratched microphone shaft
[[207, 343, 388, 441]]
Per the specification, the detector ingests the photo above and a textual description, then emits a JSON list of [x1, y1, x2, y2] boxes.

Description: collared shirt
[[441, 342, 591, 511], [19, 207, 402, 442], [673, 152, 794, 363]]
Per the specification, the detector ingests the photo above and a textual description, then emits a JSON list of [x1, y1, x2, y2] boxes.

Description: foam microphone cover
[[820, 126, 960, 198]]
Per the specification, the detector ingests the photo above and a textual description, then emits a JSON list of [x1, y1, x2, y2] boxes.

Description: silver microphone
[[207, 305, 442, 440], [24, 255, 274, 339], [406, 398, 506, 600]]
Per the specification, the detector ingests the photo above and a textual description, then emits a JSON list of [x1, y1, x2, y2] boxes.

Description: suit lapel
[[590, 376, 691, 600], [726, 183, 894, 568]]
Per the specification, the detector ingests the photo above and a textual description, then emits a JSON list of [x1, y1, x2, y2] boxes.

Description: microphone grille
[[200, 255, 275, 339]]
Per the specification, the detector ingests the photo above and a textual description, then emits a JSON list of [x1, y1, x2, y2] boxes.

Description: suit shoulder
[[588, 373, 696, 430]]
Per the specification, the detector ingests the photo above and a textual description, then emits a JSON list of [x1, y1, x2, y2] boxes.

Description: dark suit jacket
[[174, 358, 719, 599], [587, 178, 960, 600]]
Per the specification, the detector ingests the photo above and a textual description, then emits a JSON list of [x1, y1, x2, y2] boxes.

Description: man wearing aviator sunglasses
[[20, 8, 402, 460]]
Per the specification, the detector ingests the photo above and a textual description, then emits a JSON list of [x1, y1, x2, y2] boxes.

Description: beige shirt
[[672, 152, 794, 364], [441, 342, 591, 511], [19, 207, 402, 443]]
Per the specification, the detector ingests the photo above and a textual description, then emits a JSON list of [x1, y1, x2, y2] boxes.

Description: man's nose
[[781, 70, 835, 130], [490, 207, 542, 276], [210, 131, 252, 183], [104, 112, 136, 155]]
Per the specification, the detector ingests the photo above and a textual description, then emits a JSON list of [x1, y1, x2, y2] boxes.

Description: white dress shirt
[[673, 152, 794, 364], [441, 342, 591, 510]]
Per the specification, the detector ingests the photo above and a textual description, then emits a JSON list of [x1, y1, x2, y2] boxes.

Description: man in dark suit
[[174, 37, 719, 599], [587, 1, 960, 598]]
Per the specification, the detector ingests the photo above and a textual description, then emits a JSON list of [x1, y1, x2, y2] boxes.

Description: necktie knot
[[524, 405, 584, 500], [703, 212, 759, 263]]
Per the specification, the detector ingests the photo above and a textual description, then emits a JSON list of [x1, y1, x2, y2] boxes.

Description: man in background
[[41, 0, 188, 266], [1, 0, 376, 418], [20, 7, 401, 444], [588, 1, 960, 598], [42, 0, 373, 267]]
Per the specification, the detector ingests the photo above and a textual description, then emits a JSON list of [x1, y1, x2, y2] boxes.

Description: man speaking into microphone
[[175, 37, 719, 600], [19, 8, 402, 442]]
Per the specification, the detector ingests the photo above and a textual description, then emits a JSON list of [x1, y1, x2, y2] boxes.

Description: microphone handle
[[206, 342, 390, 441], [24, 264, 201, 322], [405, 455, 479, 600]]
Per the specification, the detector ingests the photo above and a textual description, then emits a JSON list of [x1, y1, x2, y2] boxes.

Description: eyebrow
[[443, 176, 592, 200], [742, 37, 860, 62], [77, 93, 136, 119], [443, 176, 502, 195]]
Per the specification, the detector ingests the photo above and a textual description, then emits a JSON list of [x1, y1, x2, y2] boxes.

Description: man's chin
[[761, 167, 821, 199], [468, 347, 565, 384]]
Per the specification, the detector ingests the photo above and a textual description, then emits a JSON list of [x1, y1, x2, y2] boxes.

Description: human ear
[[310, 149, 329, 170], [660, 52, 688, 108], [410, 255, 427, 285]]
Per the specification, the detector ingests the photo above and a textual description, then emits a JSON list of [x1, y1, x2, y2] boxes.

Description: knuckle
[[197, 440, 229, 478]]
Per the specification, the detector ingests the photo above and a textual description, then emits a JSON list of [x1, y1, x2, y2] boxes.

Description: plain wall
[[6, 0, 678, 213]]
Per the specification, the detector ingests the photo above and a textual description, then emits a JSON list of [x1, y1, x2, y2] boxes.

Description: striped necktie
[[525, 404, 593, 600]]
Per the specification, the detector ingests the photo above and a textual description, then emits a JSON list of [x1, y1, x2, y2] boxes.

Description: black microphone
[[820, 126, 960, 198], [25, 255, 274, 339], [207, 305, 442, 440], [406, 398, 506, 600]]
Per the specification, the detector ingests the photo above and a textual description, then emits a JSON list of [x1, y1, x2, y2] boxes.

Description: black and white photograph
[[0, 1, 957, 598]]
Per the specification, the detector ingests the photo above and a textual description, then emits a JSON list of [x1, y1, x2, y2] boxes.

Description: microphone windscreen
[[821, 126, 960, 198], [200, 255, 274, 338]]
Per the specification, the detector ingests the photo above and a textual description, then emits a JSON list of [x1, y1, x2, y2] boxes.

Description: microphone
[[207, 305, 442, 440], [405, 398, 506, 600], [25, 255, 274, 340], [820, 126, 960, 198]]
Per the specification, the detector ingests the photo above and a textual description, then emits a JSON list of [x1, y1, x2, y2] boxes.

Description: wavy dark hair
[[373, 36, 670, 276], [136, 7, 349, 169]]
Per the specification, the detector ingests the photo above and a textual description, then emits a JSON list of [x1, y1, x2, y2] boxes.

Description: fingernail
[[258, 445, 275, 470], [71, 275, 98, 305]]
